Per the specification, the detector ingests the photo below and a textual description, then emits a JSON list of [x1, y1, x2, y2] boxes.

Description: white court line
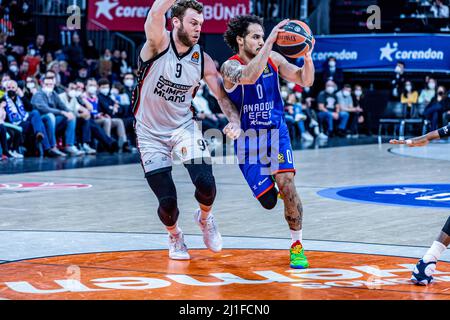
[[0, 207, 28, 212]]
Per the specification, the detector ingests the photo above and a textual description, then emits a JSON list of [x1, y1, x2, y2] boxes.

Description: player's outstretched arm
[[140, 0, 174, 62], [270, 50, 314, 87], [220, 19, 289, 87], [203, 53, 241, 140], [389, 128, 444, 147]]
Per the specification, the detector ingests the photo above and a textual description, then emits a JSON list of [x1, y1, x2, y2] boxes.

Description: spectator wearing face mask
[[3, 80, 57, 158], [59, 82, 96, 155], [336, 84, 361, 137], [391, 61, 407, 101], [401, 81, 418, 118], [285, 92, 313, 142], [418, 78, 437, 109], [8, 60, 20, 81], [424, 86, 449, 131], [97, 78, 131, 152], [99, 49, 113, 79], [430, 0, 450, 18], [31, 76, 84, 156], [76, 79, 119, 153], [322, 57, 343, 87], [352, 85, 369, 136], [317, 80, 349, 138], [24, 76, 39, 100], [75, 65, 89, 83], [0, 100, 10, 159]]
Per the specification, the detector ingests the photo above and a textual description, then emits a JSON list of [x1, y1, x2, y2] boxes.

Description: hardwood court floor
[[0, 142, 449, 299]]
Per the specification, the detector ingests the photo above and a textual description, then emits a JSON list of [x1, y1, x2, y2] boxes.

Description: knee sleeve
[[258, 187, 278, 210], [158, 196, 179, 227], [185, 163, 216, 207], [442, 216, 450, 235], [146, 170, 179, 227]]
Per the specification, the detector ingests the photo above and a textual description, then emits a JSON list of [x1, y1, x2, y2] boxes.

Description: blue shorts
[[234, 124, 296, 198]]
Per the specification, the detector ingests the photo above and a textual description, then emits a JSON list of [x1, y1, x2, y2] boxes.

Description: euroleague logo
[[318, 184, 450, 209], [0, 183, 92, 191], [2, 249, 450, 299]]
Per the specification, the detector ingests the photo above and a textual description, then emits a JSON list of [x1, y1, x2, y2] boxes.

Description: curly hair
[[171, 0, 203, 20], [224, 15, 264, 53]]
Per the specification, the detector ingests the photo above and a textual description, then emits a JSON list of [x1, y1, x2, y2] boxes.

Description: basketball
[[276, 20, 315, 58]]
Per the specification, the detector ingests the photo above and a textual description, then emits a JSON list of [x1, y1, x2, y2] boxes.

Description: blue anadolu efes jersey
[[225, 55, 285, 130]]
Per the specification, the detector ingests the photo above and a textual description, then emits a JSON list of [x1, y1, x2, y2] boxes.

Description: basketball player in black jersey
[[390, 124, 450, 285]]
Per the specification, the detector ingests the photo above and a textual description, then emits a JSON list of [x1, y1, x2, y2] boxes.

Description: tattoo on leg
[[281, 183, 303, 231]]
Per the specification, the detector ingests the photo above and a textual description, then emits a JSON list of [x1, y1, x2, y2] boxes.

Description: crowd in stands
[[0, 31, 138, 160], [0, 24, 448, 160]]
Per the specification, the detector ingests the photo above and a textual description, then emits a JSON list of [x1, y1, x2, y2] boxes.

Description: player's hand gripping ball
[[276, 20, 315, 58]]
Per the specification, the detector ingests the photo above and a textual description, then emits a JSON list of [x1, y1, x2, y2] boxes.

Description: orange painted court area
[[1, 250, 450, 300]]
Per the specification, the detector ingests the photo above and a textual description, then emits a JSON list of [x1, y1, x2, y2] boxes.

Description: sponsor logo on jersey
[[154, 76, 192, 103], [181, 147, 188, 157], [262, 65, 273, 78], [278, 153, 285, 164], [318, 184, 450, 209], [191, 52, 200, 64]]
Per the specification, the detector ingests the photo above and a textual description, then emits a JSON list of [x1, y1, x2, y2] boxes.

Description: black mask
[[438, 91, 444, 96], [7, 90, 16, 97]]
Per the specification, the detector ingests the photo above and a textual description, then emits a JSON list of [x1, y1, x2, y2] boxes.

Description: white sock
[[290, 229, 302, 243], [166, 224, 182, 237], [423, 241, 447, 263], [200, 207, 212, 222]]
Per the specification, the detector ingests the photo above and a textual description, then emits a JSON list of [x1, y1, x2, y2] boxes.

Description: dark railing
[[31, 0, 86, 16], [252, 0, 308, 22]]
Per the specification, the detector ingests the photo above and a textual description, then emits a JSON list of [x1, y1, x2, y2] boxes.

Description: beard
[[177, 23, 194, 47], [243, 41, 258, 58]]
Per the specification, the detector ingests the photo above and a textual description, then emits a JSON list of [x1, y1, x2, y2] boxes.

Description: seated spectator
[[352, 84, 368, 136], [97, 78, 131, 152], [322, 56, 343, 87], [99, 49, 112, 79], [285, 92, 313, 142], [336, 84, 361, 137], [59, 82, 96, 155], [418, 78, 436, 112], [317, 80, 349, 138], [111, 50, 122, 82], [424, 86, 449, 131], [58, 61, 71, 87], [401, 81, 419, 118], [3, 80, 58, 157], [24, 76, 39, 100], [110, 81, 136, 146], [192, 83, 227, 133], [430, 0, 449, 18], [76, 79, 119, 153], [120, 51, 132, 77], [31, 76, 84, 156], [391, 61, 407, 102], [8, 60, 20, 81], [0, 100, 12, 159]]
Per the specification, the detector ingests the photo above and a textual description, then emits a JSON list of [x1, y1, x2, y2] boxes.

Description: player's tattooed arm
[[140, 0, 173, 62], [220, 19, 290, 89], [204, 53, 241, 139], [271, 51, 315, 87]]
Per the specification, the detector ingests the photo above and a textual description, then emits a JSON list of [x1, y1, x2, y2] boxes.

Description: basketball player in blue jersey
[[221, 15, 315, 269], [391, 124, 450, 285]]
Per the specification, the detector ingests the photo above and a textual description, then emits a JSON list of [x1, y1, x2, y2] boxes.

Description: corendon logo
[[89, 0, 250, 33], [0, 183, 92, 191]]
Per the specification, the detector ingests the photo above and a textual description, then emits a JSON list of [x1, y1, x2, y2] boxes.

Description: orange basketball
[[276, 20, 315, 58]]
